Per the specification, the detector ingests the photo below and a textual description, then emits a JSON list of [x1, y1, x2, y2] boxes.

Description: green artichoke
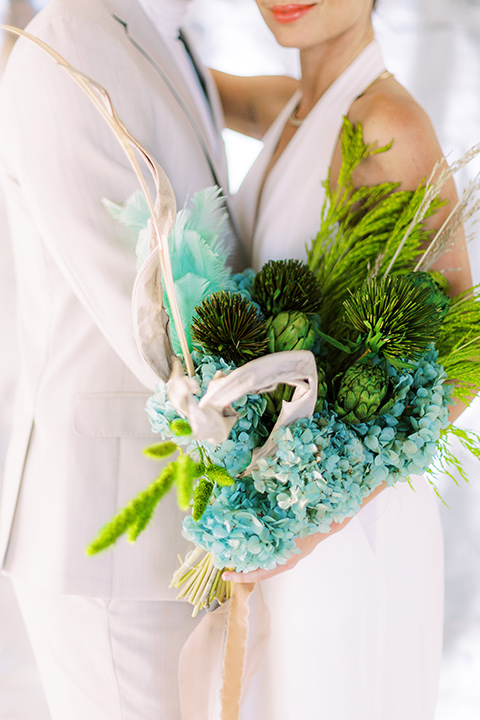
[[314, 364, 329, 413], [266, 311, 317, 353], [428, 270, 450, 295], [265, 363, 328, 420], [333, 362, 389, 424]]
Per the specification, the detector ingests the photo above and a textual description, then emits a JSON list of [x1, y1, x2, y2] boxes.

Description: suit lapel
[[110, 0, 228, 191], [178, 28, 229, 186]]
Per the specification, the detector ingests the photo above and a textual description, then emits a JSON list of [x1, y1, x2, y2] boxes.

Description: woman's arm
[[211, 69, 298, 139]]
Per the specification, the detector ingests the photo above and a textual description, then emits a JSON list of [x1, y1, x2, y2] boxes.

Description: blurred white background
[[0, 0, 479, 717]]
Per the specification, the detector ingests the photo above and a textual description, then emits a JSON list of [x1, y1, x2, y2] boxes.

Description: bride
[[214, 1, 472, 717]]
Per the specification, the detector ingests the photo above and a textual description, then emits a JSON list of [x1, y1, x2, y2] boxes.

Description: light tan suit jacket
[[0, 0, 238, 598]]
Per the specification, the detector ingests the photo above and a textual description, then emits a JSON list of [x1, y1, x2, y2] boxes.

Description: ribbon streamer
[[220, 582, 256, 720], [179, 583, 269, 720]]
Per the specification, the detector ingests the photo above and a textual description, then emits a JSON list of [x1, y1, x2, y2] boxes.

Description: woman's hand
[[224, 481, 386, 584]]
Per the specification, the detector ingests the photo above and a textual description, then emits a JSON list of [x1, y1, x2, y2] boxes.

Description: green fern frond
[[307, 117, 446, 340], [426, 425, 480, 488], [436, 285, 480, 399]]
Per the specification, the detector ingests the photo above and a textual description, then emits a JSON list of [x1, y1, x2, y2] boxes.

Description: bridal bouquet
[[88, 119, 480, 614]]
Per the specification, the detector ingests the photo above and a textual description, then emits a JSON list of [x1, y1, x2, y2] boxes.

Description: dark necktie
[[177, 29, 209, 105]]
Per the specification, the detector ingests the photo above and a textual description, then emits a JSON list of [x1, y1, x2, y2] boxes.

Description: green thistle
[[251, 259, 322, 316], [343, 275, 444, 367], [191, 291, 268, 365]]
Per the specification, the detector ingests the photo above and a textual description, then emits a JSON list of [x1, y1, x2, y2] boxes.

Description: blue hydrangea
[[145, 351, 268, 466], [147, 345, 451, 573], [231, 268, 256, 303]]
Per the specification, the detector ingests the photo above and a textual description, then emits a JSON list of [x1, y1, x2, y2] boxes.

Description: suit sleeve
[[2, 17, 164, 389]]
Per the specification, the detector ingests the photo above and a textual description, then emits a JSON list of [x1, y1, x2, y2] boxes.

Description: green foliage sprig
[[86, 461, 177, 554], [436, 285, 480, 402], [192, 478, 214, 521], [86, 438, 235, 555], [307, 117, 444, 340], [427, 425, 480, 491]]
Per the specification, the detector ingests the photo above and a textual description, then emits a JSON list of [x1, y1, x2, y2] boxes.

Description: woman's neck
[[298, 26, 375, 114]]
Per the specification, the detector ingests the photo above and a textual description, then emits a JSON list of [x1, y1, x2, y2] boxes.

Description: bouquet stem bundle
[[170, 547, 231, 617]]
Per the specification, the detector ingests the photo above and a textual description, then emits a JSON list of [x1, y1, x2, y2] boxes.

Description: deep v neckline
[[253, 43, 386, 236], [251, 90, 302, 235], [233, 40, 386, 267]]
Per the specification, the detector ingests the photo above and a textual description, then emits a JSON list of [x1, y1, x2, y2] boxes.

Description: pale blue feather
[[104, 185, 234, 350]]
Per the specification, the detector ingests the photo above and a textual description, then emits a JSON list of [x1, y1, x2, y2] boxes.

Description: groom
[[0, 0, 240, 717]]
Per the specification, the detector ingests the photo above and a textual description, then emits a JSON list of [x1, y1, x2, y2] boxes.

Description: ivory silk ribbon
[[179, 583, 270, 720], [167, 349, 319, 452]]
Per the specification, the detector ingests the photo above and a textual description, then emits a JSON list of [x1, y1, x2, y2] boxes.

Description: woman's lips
[[270, 3, 315, 24]]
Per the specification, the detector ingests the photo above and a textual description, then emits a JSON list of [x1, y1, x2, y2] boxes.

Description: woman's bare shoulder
[[346, 82, 444, 190]]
